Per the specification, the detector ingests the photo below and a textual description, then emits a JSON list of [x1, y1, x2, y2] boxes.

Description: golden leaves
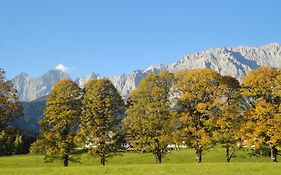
[[125, 71, 175, 158], [240, 67, 281, 149], [39, 79, 82, 163], [78, 79, 125, 162]]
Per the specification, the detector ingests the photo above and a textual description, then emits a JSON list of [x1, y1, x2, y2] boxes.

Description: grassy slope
[[0, 147, 280, 175]]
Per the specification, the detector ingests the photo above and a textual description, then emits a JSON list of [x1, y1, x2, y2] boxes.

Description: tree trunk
[[100, 156, 106, 165], [271, 146, 278, 162], [226, 147, 230, 163], [63, 154, 69, 167], [156, 154, 162, 164], [196, 148, 202, 163]]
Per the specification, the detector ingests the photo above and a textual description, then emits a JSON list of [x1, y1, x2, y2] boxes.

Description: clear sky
[[1, 0, 281, 79]]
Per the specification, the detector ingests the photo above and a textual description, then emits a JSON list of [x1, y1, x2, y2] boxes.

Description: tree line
[[0, 67, 280, 167]]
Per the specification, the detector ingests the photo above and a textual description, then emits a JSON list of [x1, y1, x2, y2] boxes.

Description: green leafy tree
[[240, 67, 281, 162], [173, 69, 226, 163], [39, 79, 82, 167], [0, 68, 22, 155], [124, 71, 175, 164], [76, 79, 125, 165]]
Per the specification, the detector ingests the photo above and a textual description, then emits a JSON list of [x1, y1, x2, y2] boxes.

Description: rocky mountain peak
[[12, 69, 70, 101], [12, 43, 281, 102], [75, 72, 100, 88], [17, 72, 29, 78]]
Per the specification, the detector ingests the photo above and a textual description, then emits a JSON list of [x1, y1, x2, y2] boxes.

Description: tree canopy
[[214, 75, 243, 162], [124, 71, 175, 163], [240, 67, 281, 162], [39, 79, 82, 167], [77, 79, 125, 165], [173, 69, 230, 163], [0, 68, 22, 155], [0, 68, 22, 130]]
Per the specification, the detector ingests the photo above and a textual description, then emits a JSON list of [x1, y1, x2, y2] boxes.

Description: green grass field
[[0, 147, 280, 175]]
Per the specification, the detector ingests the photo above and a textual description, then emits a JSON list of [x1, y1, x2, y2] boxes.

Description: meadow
[[0, 147, 280, 175]]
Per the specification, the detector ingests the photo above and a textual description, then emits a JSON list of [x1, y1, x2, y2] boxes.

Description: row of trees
[[125, 67, 280, 163], [34, 67, 280, 166], [32, 79, 125, 166], [124, 70, 243, 163], [1, 67, 280, 166]]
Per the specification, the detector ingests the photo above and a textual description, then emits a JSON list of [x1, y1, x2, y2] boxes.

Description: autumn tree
[[173, 69, 226, 163], [214, 75, 243, 162], [124, 71, 175, 164], [240, 67, 281, 162], [39, 79, 82, 167], [76, 79, 125, 165], [0, 68, 22, 155]]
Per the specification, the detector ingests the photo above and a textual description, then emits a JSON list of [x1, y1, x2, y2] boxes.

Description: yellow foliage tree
[[77, 79, 125, 165], [215, 75, 243, 162], [39, 79, 82, 167], [240, 67, 281, 162], [173, 69, 228, 163], [124, 71, 175, 164]]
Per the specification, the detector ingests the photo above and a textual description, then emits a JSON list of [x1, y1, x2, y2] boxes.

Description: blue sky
[[1, 0, 281, 79]]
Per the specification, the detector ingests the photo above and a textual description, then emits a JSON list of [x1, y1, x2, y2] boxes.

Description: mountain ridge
[[12, 42, 281, 102]]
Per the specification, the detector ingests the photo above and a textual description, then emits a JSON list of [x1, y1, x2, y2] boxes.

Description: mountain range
[[12, 43, 281, 102], [11, 43, 281, 132]]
